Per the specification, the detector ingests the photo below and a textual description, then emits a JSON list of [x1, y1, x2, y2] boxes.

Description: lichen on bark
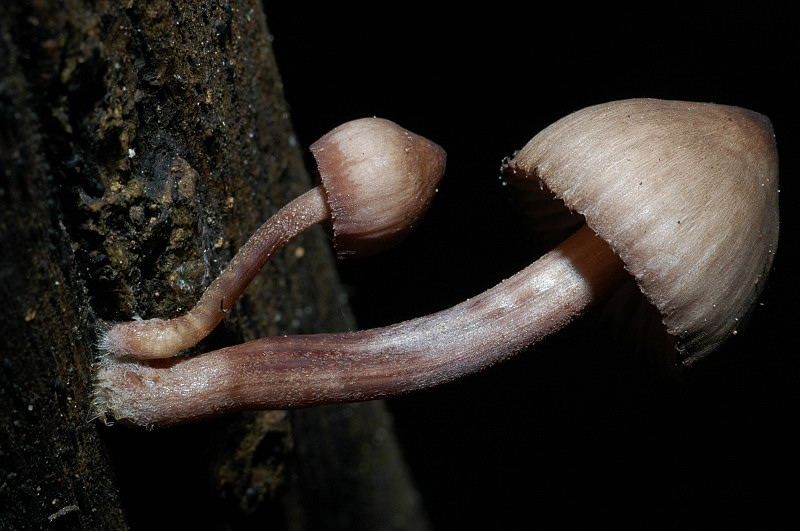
[[1, 1, 427, 528]]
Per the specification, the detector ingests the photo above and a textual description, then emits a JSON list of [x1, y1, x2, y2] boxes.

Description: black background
[[267, 6, 797, 529]]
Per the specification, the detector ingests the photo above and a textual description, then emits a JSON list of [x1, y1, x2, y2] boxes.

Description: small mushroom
[[99, 117, 446, 359], [93, 99, 779, 428]]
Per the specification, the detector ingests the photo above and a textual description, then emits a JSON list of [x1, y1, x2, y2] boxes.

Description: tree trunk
[[0, 1, 428, 529]]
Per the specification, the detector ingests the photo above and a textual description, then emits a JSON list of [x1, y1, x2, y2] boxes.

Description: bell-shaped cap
[[310, 117, 446, 257], [505, 98, 779, 366]]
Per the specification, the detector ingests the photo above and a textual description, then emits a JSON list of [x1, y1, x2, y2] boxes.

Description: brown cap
[[310, 117, 446, 257], [504, 98, 779, 366]]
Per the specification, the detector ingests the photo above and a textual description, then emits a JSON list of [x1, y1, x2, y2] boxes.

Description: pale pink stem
[[100, 185, 330, 359], [93, 224, 628, 428]]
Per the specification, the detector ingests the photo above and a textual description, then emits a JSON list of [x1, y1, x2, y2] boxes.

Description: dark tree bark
[[1, 1, 427, 529]]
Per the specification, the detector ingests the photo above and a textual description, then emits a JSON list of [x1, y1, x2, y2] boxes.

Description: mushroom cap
[[504, 98, 779, 366], [310, 117, 446, 257]]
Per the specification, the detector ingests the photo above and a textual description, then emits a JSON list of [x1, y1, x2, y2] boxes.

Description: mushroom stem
[[100, 185, 330, 359], [93, 223, 628, 427]]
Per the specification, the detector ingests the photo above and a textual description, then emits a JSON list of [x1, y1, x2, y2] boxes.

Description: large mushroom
[[93, 99, 779, 428], [504, 98, 779, 370]]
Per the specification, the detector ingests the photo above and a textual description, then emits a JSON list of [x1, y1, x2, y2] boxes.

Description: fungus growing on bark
[[94, 99, 779, 428], [100, 117, 446, 359]]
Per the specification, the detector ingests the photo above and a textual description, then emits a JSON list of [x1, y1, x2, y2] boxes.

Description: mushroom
[[93, 99, 779, 428], [99, 117, 446, 359], [504, 98, 780, 369]]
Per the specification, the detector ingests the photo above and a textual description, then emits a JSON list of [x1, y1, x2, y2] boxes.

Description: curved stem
[[100, 185, 330, 359], [93, 224, 628, 428]]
